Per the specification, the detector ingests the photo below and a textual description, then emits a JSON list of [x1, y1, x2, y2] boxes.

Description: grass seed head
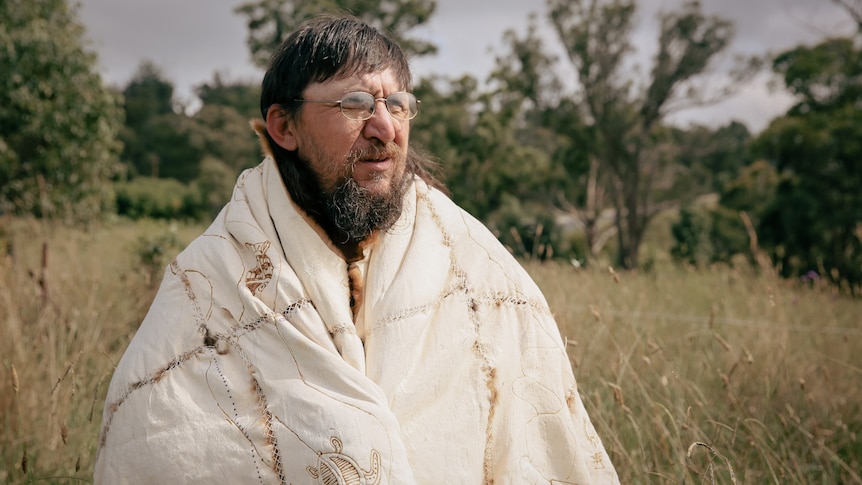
[[11, 366, 18, 394]]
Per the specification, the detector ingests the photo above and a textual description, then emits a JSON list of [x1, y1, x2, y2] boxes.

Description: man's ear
[[265, 105, 299, 151]]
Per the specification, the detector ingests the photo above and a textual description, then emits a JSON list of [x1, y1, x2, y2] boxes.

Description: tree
[[116, 67, 263, 219], [754, 34, 862, 290], [834, 0, 862, 29], [711, 159, 777, 264], [411, 72, 564, 259], [119, 63, 202, 182], [487, 16, 618, 261], [196, 72, 261, 120], [195, 77, 264, 169], [480, 16, 607, 260], [670, 206, 710, 266], [673, 121, 753, 193], [547, 0, 741, 268], [190, 104, 261, 174], [122, 61, 174, 128], [0, 0, 122, 221], [670, 159, 778, 267], [235, 0, 437, 67]]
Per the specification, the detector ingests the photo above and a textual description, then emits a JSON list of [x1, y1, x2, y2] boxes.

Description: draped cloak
[[95, 157, 619, 484]]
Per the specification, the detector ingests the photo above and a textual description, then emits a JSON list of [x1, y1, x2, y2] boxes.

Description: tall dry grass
[[1, 218, 860, 483], [0, 217, 198, 484], [528, 260, 862, 483]]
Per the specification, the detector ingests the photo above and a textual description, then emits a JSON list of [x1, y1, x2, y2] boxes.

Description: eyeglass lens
[[340, 92, 418, 121]]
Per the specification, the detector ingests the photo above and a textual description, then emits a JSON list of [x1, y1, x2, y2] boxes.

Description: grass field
[[1, 216, 860, 483]]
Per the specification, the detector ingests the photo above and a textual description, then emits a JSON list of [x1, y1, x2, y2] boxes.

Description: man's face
[[286, 68, 411, 197], [269, 67, 413, 240]]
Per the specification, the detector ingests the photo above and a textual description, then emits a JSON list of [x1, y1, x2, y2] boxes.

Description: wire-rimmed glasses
[[294, 91, 420, 121]]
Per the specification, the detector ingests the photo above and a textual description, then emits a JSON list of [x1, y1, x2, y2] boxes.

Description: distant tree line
[[112, 62, 262, 220], [1, 0, 860, 291]]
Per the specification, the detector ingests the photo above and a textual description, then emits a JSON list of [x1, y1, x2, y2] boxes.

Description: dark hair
[[260, 15, 412, 120], [259, 15, 447, 232]]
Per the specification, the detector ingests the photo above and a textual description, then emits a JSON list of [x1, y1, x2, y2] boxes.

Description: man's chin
[[355, 178, 392, 196], [351, 168, 398, 192]]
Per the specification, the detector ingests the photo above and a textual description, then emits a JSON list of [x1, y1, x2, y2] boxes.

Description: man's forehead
[[303, 68, 404, 95]]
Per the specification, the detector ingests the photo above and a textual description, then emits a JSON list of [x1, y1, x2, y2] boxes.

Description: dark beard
[[272, 137, 424, 252], [324, 169, 409, 243]]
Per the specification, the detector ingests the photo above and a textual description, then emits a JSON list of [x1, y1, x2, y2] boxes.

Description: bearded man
[[95, 15, 619, 484]]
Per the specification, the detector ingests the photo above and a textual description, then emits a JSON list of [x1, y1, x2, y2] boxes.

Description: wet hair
[[260, 15, 412, 120], [258, 15, 447, 248]]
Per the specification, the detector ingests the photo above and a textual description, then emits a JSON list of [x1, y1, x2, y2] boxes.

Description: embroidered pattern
[[306, 436, 381, 485], [584, 418, 607, 470], [245, 241, 273, 295]]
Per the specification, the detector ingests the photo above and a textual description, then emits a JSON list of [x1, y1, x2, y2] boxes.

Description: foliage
[[188, 75, 264, 215], [114, 177, 202, 220], [133, 225, 183, 284], [705, 205, 751, 264], [116, 66, 258, 219], [119, 63, 203, 182], [673, 121, 753, 193], [754, 35, 862, 290], [546, 0, 742, 269], [485, 17, 600, 261], [412, 17, 594, 262], [121, 61, 175, 127], [712, 160, 778, 265], [195, 156, 239, 219], [0, 0, 123, 222], [672, 160, 779, 267], [190, 104, 261, 174], [717, 159, 779, 216], [411, 74, 563, 259], [196, 72, 262, 121], [235, 0, 437, 67], [488, 196, 566, 260], [469, 0, 751, 268], [670, 206, 711, 266], [410, 76, 479, 211]]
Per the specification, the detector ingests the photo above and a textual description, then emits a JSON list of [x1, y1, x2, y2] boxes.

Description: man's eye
[[341, 93, 371, 110]]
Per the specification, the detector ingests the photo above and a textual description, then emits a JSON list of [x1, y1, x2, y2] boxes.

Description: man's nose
[[362, 99, 397, 144]]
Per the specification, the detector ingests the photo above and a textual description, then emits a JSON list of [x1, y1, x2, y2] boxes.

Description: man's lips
[[352, 159, 393, 186], [346, 145, 401, 179], [357, 157, 391, 168]]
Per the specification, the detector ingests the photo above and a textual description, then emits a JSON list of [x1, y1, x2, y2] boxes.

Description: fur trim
[[250, 118, 277, 160]]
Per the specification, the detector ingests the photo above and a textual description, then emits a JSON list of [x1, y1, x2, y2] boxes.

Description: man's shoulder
[[418, 184, 507, 253], [173, 212, 241, 268], [416, 181, 545, 299]]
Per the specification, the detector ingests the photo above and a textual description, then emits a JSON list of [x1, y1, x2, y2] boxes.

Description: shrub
[[114, 177, 202, 220], [132, 225, 182, 284]]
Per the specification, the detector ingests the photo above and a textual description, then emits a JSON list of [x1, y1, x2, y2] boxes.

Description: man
[[96, 15, 618, 484]]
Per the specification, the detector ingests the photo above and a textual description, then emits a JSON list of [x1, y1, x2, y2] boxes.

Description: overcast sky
[[76, 0, 855, 133]]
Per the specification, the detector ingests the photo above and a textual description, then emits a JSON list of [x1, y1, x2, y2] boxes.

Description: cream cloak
[[95, 157, 619, 484]]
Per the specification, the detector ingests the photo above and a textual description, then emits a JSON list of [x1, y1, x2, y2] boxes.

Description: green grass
[[1, 217, 860, 483]]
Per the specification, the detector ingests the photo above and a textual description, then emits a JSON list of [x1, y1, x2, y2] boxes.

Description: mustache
[[345, 143, 404, 168]]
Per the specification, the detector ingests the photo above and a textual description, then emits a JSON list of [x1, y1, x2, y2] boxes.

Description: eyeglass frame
[[293, 91, 420, 121]]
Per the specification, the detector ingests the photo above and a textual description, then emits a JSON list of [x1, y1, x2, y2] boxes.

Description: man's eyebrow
[[314, 83, 370, 97]]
